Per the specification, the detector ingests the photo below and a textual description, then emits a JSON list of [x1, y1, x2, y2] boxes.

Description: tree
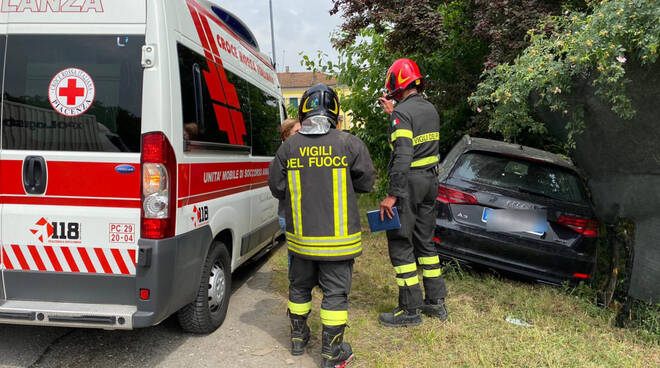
[[473, 0, 587, 69], [314, 1, 490, 160], [470, 0, 660, 151], [308, 0, 592, 192], [286, 103, 298, 120], [330, 0, 447, 54]]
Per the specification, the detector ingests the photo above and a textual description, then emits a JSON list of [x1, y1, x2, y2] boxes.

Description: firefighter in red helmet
[[377, 58, 448, 327]]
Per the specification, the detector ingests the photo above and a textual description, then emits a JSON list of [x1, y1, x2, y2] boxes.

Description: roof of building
[[277, 72, 338, 89]]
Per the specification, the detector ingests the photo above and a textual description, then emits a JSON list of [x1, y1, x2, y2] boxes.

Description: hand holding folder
[[367, 207, 401, 232]]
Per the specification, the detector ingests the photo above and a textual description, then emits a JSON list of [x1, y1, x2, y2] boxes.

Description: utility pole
[[269, 0, 276, 68]]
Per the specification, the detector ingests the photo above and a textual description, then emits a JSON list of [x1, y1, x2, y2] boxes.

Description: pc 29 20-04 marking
[[109, 223, 136, 244]]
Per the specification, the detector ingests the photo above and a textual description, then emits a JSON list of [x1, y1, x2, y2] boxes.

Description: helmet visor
[[299, 115, 333, 135]]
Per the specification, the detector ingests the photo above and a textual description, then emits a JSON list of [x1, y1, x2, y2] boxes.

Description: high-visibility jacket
[[269, 129, 376, 261], [387, 93, 440, 198]]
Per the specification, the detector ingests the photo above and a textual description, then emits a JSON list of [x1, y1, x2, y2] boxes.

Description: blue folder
[[367, 207, 401, 232]]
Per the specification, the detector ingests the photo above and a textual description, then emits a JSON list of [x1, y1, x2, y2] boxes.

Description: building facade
[[277, 70, 353, 130]]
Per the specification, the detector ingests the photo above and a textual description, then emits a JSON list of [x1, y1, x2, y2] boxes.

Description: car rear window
[[1, 35, 144, 152], [452, 151, 588, 203]]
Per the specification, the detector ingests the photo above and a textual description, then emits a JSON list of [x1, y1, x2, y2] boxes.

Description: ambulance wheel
[[178, 242, 232, 334]]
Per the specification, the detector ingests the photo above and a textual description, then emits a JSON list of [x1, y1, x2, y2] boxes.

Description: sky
[[214, 0, 343, 73]]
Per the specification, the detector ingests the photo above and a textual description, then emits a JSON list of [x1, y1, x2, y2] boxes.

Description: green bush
[[470, 0, 660, 151]]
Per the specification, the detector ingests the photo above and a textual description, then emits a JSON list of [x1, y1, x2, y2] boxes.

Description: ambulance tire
[[178, 242, 232, 334]]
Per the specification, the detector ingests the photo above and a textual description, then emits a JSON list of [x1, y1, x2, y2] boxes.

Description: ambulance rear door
[[0, 2, 146, 309]]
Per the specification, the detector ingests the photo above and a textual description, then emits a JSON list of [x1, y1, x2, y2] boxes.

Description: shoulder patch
[[392, 118, 400, 127]]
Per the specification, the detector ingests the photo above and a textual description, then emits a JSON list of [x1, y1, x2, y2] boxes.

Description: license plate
[[482, 208, 546, 236], [481, 208, 490, 223]]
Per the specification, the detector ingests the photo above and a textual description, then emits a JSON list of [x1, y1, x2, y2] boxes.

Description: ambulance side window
[[178, 43, 234, 148], [224, 69, 252, 147], [178, 43, 281, 155], [248, 86, 281, 157]]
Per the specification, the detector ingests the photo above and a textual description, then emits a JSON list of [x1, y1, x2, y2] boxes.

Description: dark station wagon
[[434, 136, 599, 285]]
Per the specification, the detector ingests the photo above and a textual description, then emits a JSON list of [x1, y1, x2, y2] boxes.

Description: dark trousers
[[386, 170, 447, 310], [288, 255, 354, 326]]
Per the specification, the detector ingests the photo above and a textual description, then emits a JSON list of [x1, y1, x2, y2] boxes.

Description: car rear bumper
[[435, 220, 596, 285]]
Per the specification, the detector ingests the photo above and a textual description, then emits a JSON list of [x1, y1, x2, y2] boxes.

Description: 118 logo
[[31, 217, 81, 243]]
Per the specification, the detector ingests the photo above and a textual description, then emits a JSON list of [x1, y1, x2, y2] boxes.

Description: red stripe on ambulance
[[0, 159, 140, 207], [177, 162, 270, 207], [11, 245, 29, 270], [112, 248, 130, 275], [0, 160, 139, 198], [186, 0, 275, 72], [0, 245, 137, 275], [1, 247, 13, 270], [0, 196, 140, 208], [44, 246, 64, 272]]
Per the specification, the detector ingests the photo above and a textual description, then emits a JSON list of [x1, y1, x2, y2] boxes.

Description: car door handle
[[23, 156, 48, 195]]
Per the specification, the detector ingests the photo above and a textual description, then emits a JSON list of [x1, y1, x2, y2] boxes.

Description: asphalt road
[[0, 241, 318, 368]]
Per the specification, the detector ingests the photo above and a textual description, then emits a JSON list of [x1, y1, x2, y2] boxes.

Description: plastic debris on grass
[[505, 316, 533, 327]]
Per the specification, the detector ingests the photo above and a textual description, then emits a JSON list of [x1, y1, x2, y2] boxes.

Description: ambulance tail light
[[141, 132, 177, 239]]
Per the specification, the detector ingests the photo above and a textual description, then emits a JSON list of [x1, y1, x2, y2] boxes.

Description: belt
[[411, 164, 439, 175]]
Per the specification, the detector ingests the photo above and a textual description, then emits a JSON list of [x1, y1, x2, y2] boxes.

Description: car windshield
[[1, 34, 144, 152], [452, 151, 588, 204]]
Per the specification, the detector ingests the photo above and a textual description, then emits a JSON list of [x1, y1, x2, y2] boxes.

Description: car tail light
[[437, 185, 477, 205], [557, 215, 599, 237], [141, 132, 177, 239], [573, 273, 590, 279]]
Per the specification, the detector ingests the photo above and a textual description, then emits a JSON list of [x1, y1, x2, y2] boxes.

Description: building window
[[289, 97, 298, 108]]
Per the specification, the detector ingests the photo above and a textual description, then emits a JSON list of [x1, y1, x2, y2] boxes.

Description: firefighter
[[377, 58, 448, 327], [269, 84, 376, 367]]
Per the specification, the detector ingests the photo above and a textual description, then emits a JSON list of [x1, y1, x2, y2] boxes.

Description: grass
[[269, 200, 660, 367]]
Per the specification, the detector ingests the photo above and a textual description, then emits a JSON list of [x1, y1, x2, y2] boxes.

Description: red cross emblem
[[59, 78, 86, 106], [48, 67, 96, 117]]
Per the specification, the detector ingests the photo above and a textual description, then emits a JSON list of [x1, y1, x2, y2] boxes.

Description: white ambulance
[[0, 0, 284, 333]]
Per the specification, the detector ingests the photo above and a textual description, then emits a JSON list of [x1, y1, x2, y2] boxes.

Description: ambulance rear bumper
[[132, 226, 214, 328], [0, 300, 136, 329], [0, 226, 213, 330]]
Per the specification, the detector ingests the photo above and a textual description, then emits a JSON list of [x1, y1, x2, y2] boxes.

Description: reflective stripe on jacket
[[387, 93, 441, 198], [269, 129, 376, 261]]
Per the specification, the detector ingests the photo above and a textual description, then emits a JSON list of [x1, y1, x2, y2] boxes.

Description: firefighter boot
[[289, 312, 310, 356], [378, 307, 422, 327], [321, 325, 355, 368], [420, 298, 448, 320]]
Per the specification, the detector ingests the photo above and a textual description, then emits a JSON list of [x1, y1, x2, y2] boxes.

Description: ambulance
[[0, 0, 284, 333]]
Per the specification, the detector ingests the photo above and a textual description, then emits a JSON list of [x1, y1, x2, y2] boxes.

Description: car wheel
[[178, 241, 232, 334]]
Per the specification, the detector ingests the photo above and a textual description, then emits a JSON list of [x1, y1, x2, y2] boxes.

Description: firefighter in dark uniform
[[377, 58, 448, 327], [269, 84, 376, 367]]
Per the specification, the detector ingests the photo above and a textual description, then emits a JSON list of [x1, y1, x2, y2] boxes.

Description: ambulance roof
[[206, 3, 259, 51]]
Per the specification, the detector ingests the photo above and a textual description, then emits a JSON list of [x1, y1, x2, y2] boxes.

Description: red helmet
[[385, 58, 424, 100]]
